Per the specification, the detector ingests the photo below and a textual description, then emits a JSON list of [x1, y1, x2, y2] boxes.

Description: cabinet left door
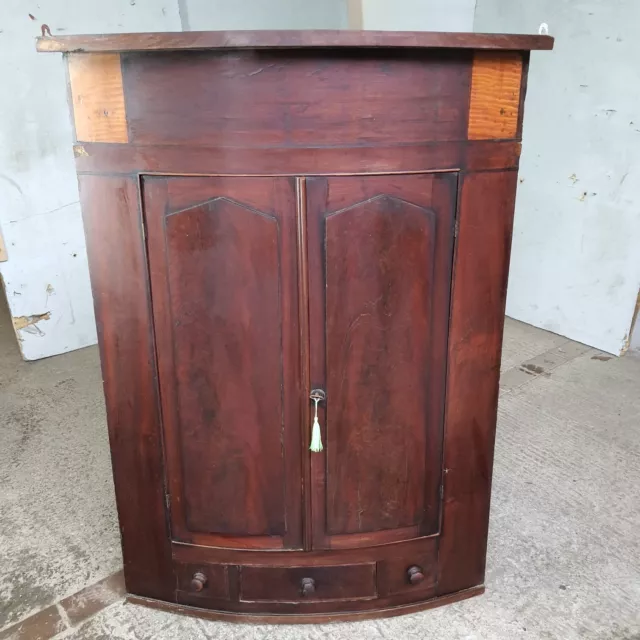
[[143, 176, 303, 550]]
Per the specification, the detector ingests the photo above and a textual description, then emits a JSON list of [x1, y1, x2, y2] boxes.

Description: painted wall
[[631, 305, 640, 351], [474, 0, 640, 355], [184, 0, 348, 31], [0, 0, 181, 360], [0, 1, 347, 360], [358, 0, 475, 31]]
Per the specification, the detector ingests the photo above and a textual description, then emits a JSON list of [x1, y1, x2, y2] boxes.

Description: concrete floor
[[1, 298, 639, 639]]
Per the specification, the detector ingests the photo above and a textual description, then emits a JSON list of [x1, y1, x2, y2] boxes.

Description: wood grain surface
[[121, 51, 471, 148], [38, 30, 554, 53], [129, 586, 484, 624], [67, 53, 127, 143], [51, 36, 548, 620], [468, 52, 523, 140], [436, 170, 518, 595], [72, 140, 523, 176], [78, 175, 173, 600], [144, 176, 303, 550], [306, 173, 456, 550], [239, 564, 377, 602]]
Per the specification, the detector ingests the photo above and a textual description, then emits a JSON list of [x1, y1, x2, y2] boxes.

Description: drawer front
[[239, 564, 377, 602], [377, 540, 438, 598], [176, 562, 230, 599]]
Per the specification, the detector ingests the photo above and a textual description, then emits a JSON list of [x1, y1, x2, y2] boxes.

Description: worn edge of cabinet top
[[36, 30, 554, 53]]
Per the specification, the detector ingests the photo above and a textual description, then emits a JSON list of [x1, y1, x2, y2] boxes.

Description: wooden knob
[[300, 577, 316, 596], [407, 565, 425, 585], [190, 571, 208, 592]]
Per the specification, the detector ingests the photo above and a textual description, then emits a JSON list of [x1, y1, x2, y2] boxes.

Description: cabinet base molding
[[127, 585, 485, 625]]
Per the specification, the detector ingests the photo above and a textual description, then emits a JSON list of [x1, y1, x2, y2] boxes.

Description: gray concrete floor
[[1, 296, 639, 639]]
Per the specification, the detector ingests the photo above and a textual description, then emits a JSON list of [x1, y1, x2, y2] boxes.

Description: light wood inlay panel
[[468, 52, 523, 140], [68, 53, 128, 143]]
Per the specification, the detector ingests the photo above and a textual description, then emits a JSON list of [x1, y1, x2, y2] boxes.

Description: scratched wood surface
[[67, 53, 128, 143]]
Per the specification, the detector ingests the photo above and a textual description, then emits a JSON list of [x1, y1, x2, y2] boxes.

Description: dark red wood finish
[[37, 30, 553, 54], [77, 175, 174, 600], [72, 140, 523, 176], [144, 176, 302, 550], [172, 536, 440, 614], [121, 51, 471, 148], [129, 585, 485, 624], [437, 170, 518, 596], [239, 564, 377, 602], [48, 32, 551, 621], [306, 174, 456, 550]]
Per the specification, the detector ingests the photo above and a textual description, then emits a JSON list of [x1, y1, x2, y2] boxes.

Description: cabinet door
[[306, 174, 456, 549], [144, 176, 302, 550]]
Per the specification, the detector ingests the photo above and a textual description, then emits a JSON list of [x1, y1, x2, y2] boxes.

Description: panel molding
[[468, 52, 523, 140], [325, 194, 437, 220], [324, 195, 436, 537], [143, 176, 302, 551], [306, 173, 457, 550], [164, 199, 284, 539], [166, 196, 277, 221], [67, 53, 128, 143]]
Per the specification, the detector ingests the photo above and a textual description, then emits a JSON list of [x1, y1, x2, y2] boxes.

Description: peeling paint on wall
[[0, 0, 183, 360], [12, 312, 51, 337]]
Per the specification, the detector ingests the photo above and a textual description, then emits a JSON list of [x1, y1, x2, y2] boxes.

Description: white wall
[[0, 1, 347, 360], [184, 0, 348, 30], [474, 0, 640, 355], [358, 0, 476, 31], [631, 304, 640, 351], [0, 0, 181, 360]]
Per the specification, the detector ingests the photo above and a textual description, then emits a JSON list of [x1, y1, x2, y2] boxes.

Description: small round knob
[[407, 565, 425, 585], [300, 577, 316, 596], [190, 571, 208, 592]]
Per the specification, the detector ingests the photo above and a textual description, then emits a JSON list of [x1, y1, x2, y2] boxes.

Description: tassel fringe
[[310, 416, 323, 452]]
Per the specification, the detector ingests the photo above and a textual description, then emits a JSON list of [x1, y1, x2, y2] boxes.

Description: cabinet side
[[437, 169, 519, 595], [78, 175, 174, 600]]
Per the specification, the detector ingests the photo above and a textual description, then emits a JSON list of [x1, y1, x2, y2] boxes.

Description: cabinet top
[[36, 30, 553, 54]]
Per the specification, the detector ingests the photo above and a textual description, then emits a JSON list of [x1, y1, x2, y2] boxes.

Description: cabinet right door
[[305, 173, 457, 550]]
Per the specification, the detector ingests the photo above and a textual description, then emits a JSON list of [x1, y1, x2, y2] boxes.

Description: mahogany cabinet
[[39, 30, 553, 622]]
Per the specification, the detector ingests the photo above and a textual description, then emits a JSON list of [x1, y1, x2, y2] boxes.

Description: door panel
[[144, 176, 302, 550], [324, 196, 435, 535], [306, 174, 457, 549]]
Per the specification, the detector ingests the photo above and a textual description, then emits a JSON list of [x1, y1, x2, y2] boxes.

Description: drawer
[[377, 541, 437, 598], [239, 564, 377, 602], [176, 562, 230, 599]]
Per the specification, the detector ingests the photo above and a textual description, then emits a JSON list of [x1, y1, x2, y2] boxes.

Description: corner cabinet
[[39, 30, 553, 622]]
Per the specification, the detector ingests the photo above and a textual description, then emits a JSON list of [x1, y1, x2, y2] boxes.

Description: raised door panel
[[306, 174, 456, 549], [144, 176, 302, 550], [325, 196, 435, 536]]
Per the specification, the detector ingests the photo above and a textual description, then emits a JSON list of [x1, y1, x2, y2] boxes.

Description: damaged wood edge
[[12, 312, 52, 334], [0, 225, 8, 262]]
